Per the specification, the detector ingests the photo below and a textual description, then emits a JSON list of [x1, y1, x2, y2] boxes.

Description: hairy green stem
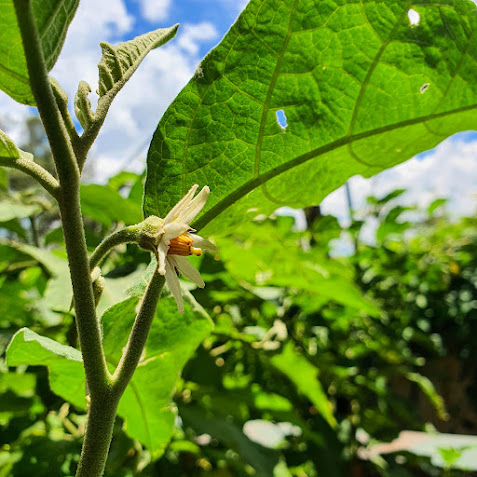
[[0, 154, 59, 198], [13, 0, 109, 397], [74, 392, 119, 477], [89, 225, 139, 270], [112, 271, 165, 395]]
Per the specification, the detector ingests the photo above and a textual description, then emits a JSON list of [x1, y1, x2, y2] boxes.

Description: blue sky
[[0, 0, 475, 229]]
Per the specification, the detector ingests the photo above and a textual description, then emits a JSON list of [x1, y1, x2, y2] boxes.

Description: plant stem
[[89, 225, 139, 270], [0, 153, 59, 198], [75, 391, 120, 477], [112, 271, 165, 395], [14, 4, 167, 477], [29, 215, 40, 247], [13, 0, 109, 396]]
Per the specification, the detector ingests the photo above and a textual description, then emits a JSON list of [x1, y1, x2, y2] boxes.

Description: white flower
[[155, 184, 217, 313]]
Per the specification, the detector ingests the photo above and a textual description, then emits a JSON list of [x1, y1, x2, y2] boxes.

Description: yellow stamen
[[168, 233, 202, 256]]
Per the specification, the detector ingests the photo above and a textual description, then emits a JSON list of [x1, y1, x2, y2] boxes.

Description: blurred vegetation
[[0, 124, 476, 476]]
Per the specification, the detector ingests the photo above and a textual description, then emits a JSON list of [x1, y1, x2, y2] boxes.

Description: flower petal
[[164, 184, 199, 224], [170, 255, 205, 288], [165, 257, 184, 313], [190, 234, 217, 254], [163, 222, 189, 241], [176, 186, 209, 225], [156, 241, 168, 275]]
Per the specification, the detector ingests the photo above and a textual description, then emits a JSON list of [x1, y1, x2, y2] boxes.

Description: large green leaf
[[0, 0, 79, 105], [6, 294, 213, 457], [144, 0, 477, 235]]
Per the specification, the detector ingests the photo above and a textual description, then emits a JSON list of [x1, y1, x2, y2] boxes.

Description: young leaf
[[76, 25, 179, 128], [0, 0, 79, 105], [144, 0, 477, 235]]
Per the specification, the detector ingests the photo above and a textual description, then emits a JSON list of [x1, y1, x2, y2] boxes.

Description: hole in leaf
[[276, 109, 288, 128], [408, 9, 420, 26], [420, 83, 430, 94]]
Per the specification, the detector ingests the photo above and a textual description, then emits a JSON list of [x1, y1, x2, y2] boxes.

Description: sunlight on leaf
[[144, 0, 477, 235]]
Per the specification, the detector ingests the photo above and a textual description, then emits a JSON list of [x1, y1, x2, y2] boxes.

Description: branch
[[89, 225, 139, 270], [0, 152, 59, 198], [112, 270, 165, 396]]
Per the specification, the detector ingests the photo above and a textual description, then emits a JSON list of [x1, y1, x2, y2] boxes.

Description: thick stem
[[75, 392, 119, 477], [58, 188, 111, 394], [112, 271, 165, 396], [13, 0, 109, 396]]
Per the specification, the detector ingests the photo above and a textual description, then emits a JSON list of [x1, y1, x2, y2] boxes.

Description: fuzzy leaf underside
[[96, 25, 179, 106], [144, 0, 477, 235], [75, 25, 179, 132], [0, 0, 79, 105]]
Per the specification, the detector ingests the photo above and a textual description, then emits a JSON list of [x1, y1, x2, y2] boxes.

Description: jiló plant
[[2, 0, 477, 475]]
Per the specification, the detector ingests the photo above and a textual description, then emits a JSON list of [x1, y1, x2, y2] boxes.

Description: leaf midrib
[[193, 101, 477, 230]]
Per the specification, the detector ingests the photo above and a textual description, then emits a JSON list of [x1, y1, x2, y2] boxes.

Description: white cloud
[[136, 0, 172, 22], [321, 135, 477, 240], [177, 22, 218, 55]]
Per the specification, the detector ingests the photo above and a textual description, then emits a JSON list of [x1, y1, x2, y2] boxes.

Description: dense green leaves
[[144, 0, 477, 235], [0, 0, 79, 105], [216, 216, 380, 316]]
